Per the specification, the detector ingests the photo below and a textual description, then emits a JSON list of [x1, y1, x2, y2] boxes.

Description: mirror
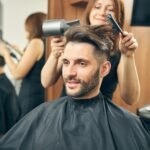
[[0, 0, 48, 47], [0, 0, 48, 136]]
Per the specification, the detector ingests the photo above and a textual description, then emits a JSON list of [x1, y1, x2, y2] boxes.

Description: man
[[0, 25, 149, 149]]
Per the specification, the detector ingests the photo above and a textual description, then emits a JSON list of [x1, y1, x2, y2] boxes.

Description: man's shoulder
[[104, 96, 140, 122], [25, 96, 68, 118], [45, 96, 68, 109]]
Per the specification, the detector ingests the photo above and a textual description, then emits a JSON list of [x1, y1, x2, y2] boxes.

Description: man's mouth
[[66, 80, 80, 89]]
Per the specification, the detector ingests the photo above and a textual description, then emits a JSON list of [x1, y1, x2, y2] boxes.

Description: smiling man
[[63, 42, 109, 98], [62, 25, 113, 100], [0, 25, 149, 150]]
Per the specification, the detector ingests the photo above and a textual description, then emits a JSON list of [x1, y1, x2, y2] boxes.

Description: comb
[[107, 14, 123, 35]]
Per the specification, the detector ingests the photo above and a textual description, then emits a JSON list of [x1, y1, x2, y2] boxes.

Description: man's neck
[[73, 88, 100, 100]]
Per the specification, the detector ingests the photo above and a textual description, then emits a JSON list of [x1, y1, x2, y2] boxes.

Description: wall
[[0, 0, 47, 48]]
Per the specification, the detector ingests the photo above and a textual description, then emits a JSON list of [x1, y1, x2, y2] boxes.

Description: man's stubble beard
[[64, 68, 100, 98]]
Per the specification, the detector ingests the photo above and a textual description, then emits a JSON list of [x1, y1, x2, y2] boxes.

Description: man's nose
[[66, 65, 77, 77]]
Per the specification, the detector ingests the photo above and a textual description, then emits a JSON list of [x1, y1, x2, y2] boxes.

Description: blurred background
[[0, 0, 47, 48], [0, 0, 150, 113]]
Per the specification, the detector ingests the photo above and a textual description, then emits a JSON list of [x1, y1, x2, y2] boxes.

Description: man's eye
[[63, 60, 69, 65], [80, 62, 86, 67]]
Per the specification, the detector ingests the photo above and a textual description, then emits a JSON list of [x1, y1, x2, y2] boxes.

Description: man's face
[[62, 42, 101, 99]]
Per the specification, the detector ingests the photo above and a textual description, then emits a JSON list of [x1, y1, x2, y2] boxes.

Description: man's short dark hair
[[64, 25, 119, 62]]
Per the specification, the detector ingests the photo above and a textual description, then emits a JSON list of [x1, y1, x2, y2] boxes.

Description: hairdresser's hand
[[0, 43, 9, 57], [119, 31, 138, 57], [50, 36, 65, 59]]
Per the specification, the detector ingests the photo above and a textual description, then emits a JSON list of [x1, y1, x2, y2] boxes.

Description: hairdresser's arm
[[41, 37, 65, 88], [0, 39, 44, 79], [117, 32, 140, 105]]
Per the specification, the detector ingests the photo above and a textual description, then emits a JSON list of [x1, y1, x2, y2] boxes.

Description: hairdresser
[[0, 12, 46, 120], [41, 0, 140, 105]]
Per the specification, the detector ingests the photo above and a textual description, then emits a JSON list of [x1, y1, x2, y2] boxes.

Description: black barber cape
[[0, 93, 150, 150]]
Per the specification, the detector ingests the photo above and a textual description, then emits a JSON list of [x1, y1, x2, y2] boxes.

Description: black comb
[[107, 14, 123, 35]]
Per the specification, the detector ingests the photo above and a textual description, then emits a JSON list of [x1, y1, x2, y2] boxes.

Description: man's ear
[[99, 60, 111, 78]]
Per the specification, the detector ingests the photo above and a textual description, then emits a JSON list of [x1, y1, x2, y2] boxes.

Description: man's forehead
[[64, 42, 95, 57]]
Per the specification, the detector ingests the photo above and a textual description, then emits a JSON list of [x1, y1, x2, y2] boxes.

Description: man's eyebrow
[[75, 58, 89, 62], [62, 58, 89, 62], [74, 58, 90, 65]]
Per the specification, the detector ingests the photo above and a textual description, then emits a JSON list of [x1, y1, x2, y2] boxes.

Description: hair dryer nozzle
[[42, 19, 80, 37]]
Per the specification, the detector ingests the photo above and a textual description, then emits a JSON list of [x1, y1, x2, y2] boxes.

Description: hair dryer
[[42, 19, 80, 37]]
